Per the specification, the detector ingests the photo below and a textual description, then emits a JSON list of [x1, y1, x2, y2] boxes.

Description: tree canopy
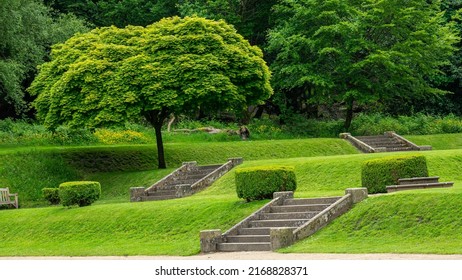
[[44, 0, 178, 28], [0, 0, 90, 119], [29, 16, 272, 168], [267, 0, 459, 129]]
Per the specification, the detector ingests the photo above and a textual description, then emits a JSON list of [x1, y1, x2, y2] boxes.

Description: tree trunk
[[145, 109, 169, 169], [154, 122, 166, 169], [344, 98, 354, 132]]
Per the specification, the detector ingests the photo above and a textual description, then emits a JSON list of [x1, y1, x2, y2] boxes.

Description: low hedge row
[[361, 155, 429, 194], [59, 181, 101, 207], [42, 181, 101, 207], [235, 165, 296, 201]]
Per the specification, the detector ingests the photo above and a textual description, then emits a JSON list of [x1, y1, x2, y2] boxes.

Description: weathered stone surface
[[345, 188, 368, 204], [273, 191, 294, 200], [339, 132, 351, 139], [130, 187, 145, 202], [270, 227, 295, 250], [200, 229, 222, 253], [228, 157, 244, 166], [294, 196, 352, 241]]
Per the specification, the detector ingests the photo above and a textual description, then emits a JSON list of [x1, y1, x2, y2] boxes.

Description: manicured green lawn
[[1, 135, 462, 256], [0, 196, 267, 256], [280, 187, 462, 254], [1, 147, 462, 255]]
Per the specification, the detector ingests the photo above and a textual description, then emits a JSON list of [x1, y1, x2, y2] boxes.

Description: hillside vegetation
[[0, 142, 461, 255]]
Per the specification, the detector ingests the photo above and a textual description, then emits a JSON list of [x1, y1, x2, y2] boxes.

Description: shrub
[[94, 129, 150, 145], [42, 188, 60, 205], [235, 165, 296, 201], [59, 181, 101, 207], [361, 155, 429, 194]]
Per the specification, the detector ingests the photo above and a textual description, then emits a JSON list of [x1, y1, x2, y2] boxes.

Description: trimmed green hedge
[[61, 146, 157, 172], [42, 188, 60, 205], [361, 155, 429, 194], [235, 165, 296, 201], [59, 181, 101, 207]]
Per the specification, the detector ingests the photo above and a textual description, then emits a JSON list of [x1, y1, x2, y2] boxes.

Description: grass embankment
[[1, 147, 462, 255], [0, 138, 357, 207]]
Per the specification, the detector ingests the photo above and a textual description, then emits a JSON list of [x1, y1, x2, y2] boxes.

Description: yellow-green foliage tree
[[29, 16, 273, 168]]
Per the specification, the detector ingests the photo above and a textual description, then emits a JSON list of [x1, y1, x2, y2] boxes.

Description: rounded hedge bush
[[59, 181, 101, 207], [42, 187, 60, 205], [361, 155, 428, 194], [235, 165, 296, 201]]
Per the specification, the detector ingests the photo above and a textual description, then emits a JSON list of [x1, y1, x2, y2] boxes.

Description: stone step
[[363, 139, 406, 145], [385, 147, 414, 151], [367, 143, 406, 148], [398, 176, 440, 185], [181, 174, 207, 180], [147, 190, 176, 197], [283, 197, 341, 205], [260, 212, 317, 220], [356, 136, 391, 141], [217, 242, 271, 252], [270, 204, 330, 213], [361, 138, 399, 143], [171, 179, 198, 185], [250, 219, 309, 228], [238, 227, 297, 235], [159, 184, 183, 190], [144, 195, 177, 201], [387, 182, 454, 193], [197, 165, 221, 171], [226, 235, 271, 243]]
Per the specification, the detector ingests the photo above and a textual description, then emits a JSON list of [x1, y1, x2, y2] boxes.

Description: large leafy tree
[[29, 16, 272, 168], [268, 0, 459, 130], [0, 0, 89, 119]]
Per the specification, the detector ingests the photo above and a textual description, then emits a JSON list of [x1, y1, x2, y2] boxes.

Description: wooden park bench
[[0, 188, 18, 209]]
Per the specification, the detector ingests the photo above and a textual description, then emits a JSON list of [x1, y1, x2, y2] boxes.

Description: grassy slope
[[0, 138, 357, 207], [1, 134, 462, 256], [0, 196, 266, 256], [1, 148, 462, 255]]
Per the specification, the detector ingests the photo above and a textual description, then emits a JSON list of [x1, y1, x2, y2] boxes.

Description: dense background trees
[[267, 0, 458, 130], [0, 0, 89, 119], [29, 17, 272, 168], [3, 0, 462, 134]]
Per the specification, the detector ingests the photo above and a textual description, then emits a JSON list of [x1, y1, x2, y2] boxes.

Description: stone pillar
[[345, 188, 368, 204], [200, 229, 222, 253], [182, 161, 197, 172], [228, 157, 244, 167], [270, 227, 295, 250], [273, 191, 294, 200], [339, 132, 351, 139], [130, 187, 146, 202]]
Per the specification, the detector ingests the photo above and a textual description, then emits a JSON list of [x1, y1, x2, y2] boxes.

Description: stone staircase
[[200, 188, 368, 253], [130, 158, 242, 202], [218, 196, 341, 252], [340, 131, 431, 153], [386, 176, 454, 193], [144, 165, 221, 201]]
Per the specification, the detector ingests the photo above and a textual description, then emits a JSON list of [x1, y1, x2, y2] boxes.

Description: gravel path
[[2, 252, 462, 260]]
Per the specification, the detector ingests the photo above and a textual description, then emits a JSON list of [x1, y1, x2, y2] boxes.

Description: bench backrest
[[0, 188, 11, 202]]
